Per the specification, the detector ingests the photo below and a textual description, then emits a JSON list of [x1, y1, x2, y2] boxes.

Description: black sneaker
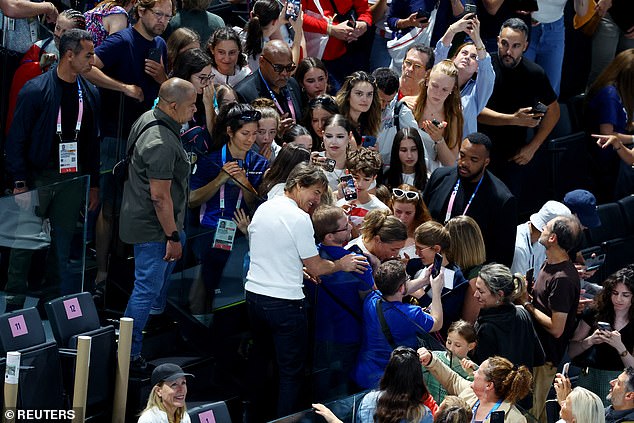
[[130, 355, 149, 374], [92, 281, 106, 308]]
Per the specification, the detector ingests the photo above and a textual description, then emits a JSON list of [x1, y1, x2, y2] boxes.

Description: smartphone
[[285, 0, 300, 21], [362, 135, 377, 148], [340, 174, 357, 201], [235, 159, 244, 169], [416, 8, 430, 20], [526, 268, 535, 294], [597, 321, 612, 331], [531, 102, 548, 114], [431, 118, 442, 128], [323, 158, 336, 172], [490, 411, 505, 423], [464, 3, 477, 16], [148, 48, 162, 63], [585, 253, 606, 271], [562, 362, 570, 378], [346, 14, 356, 28], [431, 253, 443, 278]]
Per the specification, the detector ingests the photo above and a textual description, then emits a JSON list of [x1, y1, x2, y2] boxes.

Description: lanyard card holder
[[213, 218, 238, 250]]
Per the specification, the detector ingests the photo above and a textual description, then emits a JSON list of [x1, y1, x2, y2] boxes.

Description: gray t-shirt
[[119, 108, 190, 244]]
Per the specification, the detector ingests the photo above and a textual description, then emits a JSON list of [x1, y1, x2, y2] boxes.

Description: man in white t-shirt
[[245, 163, 368, 419]]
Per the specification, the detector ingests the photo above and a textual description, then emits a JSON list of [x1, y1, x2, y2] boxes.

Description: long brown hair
[[335, 71, 382, 137], [594, 264, 634, 326], [587, 49, 634, 131], [413, 60, 464, 149], [389, 183, 431, 234]]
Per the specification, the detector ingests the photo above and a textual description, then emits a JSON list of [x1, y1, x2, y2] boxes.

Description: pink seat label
[[63, 298, 83, 320], [8, 315, 28, 337], [198, 410, 216, 423]]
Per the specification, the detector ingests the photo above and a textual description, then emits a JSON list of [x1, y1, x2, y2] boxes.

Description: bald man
[[120, 78, 196, 371], [235, 40, 303, 126]]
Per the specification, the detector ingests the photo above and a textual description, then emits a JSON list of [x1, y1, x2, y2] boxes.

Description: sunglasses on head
[[262, 56, 297, 73], [230, 109, 261, 122], [308, 96, 336, 108], [392, 188, 420, 200]]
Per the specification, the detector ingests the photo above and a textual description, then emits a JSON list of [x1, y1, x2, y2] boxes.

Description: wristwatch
[[14, 181, 26, 189], [620, 349, 629, 357], [166, 231, 180, 243]]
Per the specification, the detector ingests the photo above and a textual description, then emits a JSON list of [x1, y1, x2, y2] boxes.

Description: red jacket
[[301, 0, 372, 61]]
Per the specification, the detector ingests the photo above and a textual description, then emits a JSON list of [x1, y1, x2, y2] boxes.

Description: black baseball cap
[[151, 363, 194, 386]]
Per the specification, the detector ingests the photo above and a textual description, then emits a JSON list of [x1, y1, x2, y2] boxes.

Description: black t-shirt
[[48, 76, 95, 174], [582, 308, 634, 371], [532, 260, 580, 364], [479, 53, 557, 163], [475, 0, 532, 43]]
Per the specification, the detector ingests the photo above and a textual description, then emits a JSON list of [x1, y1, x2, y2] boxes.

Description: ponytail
[[484, 357, 532, 404]]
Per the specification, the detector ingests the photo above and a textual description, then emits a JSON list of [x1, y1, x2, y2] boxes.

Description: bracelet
[[476, 45, 486, 51], [631, 134, 634, 144], [327, 21, 332, 36], [523, 301, 533, 310], [620, 349, 629, 357], [434, 138, 445, 145]]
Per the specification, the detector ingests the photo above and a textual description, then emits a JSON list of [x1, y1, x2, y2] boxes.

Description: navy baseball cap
[[563, 190, 601, 229], [151, 363, 194, 386]]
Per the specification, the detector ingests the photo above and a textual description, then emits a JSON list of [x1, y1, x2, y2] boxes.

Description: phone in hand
[[362, 135, 377, 148], [526, 267, 535, 294], [431, 118, 442, 128], [531, 102, 548, 114], [464, 3, 477, 17], [431, 253, 443, 278], [340, 174, 357, 201], [584, 253, 606, 271], [286, 0, 300, 21], [416, 9, 430, 20], [322, 158, 336, 172], [490, 411, 505, 423], [597, 321, 612, 332], [562, 362, 570, 378], [147, 48, 162, 63], [346, 14, 356, 28]]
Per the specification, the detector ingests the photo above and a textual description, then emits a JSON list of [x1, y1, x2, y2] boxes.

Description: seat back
[[566, 93, 586, 133], [547, 132, 590, 199], [587, 203, 625, 245], [188, 401, 232, 423], [18, 341, 64, 410], [0, 307, 46, 354], [45, 292, 101, 347], [68, 326, 116, 408], [617, 195, 634, 233]]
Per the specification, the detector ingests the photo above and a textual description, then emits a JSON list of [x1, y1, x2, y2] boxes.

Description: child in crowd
[[336, 147, 388, 213], [423, 320, 477, 403], [252, 103, 280, 161]]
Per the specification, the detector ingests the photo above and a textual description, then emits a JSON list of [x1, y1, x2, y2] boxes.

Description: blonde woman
[[139, 364, 193, 423], [404, 60, 463, 176]]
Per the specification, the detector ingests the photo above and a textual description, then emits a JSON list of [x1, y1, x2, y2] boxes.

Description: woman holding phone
[[568, 265, 634, 403]]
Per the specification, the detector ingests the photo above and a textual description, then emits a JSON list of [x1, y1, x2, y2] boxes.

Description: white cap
[[530, 201, 572, 232]]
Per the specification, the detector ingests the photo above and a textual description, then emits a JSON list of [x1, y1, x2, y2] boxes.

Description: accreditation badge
[[212, 218, 237, 250]]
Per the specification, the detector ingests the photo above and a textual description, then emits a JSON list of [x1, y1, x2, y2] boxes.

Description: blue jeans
[[525, 16, 565, 97], [125, 233, 185, 358], [369, 33, 391, 70], [246, 291, 307, 418]]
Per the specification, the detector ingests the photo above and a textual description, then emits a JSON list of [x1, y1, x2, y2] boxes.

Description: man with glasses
[[423, 133, 517, 266], [308, 205, 374, 401], [399, 44, 435, 98], [83, 0, 172, 297], [235, 40, 303, 133]]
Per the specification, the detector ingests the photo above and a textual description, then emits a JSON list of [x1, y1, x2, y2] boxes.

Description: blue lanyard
[[472, 399, 503, 422], [258, 69, 296, 120], [444, 175, 484, 224]]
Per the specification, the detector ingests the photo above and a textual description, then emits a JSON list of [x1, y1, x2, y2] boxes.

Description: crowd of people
[[1, 0, 634, 421]]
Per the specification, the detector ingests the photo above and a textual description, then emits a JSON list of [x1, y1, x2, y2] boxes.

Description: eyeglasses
[[145, 8, 172, 21], [196, 74, 213, 84], [392, 188, 420, 200], [331, 220, 351, 233], [262, 56, 296, 73], [416, 245, 433, 254]]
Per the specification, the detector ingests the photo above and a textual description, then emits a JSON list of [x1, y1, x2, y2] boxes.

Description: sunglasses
[[262, 56, 297, 73], [392, 188, 420, 200], [229, 109, 262, 122], [308, 96, 336, 108]]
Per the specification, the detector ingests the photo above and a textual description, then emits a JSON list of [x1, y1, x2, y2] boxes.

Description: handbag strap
[[377, 299, 398, 349], [393, 100, 404, 132], [125, 120, 177, 160], [325, 0, 341, 17]]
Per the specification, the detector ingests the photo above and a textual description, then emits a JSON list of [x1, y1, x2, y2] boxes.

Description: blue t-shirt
[[95, 27, 167, 137], [357, 391, 433, 423], [588, 84, 628, 134], [305, 244, 374, 344], [354, 291, 435, 389], [190, 146, 268, 229]]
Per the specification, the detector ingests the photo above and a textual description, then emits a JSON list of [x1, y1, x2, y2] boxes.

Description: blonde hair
[[413, 60, 463, 150], [142, 383, 188, 423], [445, 215, 486, 270]]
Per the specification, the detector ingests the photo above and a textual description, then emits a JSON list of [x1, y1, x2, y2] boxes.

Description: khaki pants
[[531, 362, 558, 423]]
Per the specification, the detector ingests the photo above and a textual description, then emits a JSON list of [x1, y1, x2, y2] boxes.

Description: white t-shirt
[[245, 195, 319, 300], [336, 195, 389, 212], [266, 182, 285, 199], [138, 407, 191, 423], [211, 64, 252, 87], [533, 0, 567, 23]]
